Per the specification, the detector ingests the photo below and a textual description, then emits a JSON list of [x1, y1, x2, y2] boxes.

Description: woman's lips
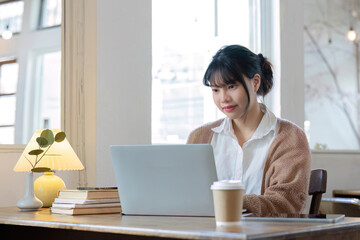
[[223, 105, 237, 112]]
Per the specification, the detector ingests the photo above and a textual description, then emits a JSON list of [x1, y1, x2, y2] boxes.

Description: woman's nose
[[220, 90, 230, 103]]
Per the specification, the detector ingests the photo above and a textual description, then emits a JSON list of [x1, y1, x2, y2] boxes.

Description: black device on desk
[[243, 213, 345, 223]]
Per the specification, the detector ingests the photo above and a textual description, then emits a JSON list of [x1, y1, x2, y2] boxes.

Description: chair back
[[309, 169, 327, 214]]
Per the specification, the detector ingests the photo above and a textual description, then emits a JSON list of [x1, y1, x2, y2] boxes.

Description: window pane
[[0, 1, 24, 35], [152, 0, 249, 143], [0, 95, 16, 125], [0, 62, 18, 94], [39, 0, 62, 28], [0, 126, 14, 144], [37, 51, 61, 129], [304, 0, 360, 150]]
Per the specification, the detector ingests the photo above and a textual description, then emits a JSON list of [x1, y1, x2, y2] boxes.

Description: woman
[[187, 45, 311, 214]]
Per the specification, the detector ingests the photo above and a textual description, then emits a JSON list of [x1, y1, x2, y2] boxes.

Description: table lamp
[[13, 129, 84, 210]]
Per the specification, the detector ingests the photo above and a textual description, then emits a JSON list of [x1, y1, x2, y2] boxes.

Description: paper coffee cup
[[211, 180, 244, 226]]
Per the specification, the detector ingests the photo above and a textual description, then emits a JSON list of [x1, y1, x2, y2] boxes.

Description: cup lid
[[211, 180, 245, 190]]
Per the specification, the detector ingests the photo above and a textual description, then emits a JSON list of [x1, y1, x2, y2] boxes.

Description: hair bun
[[257, 53, 273, 96], [258, 53, 265, 62]]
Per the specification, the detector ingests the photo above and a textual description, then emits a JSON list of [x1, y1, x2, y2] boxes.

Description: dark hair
[[203, 45, 273, 113]]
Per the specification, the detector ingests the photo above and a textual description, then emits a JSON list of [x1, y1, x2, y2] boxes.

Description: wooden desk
[[333, 189, 360, 198], [1, 207, 360, 240]]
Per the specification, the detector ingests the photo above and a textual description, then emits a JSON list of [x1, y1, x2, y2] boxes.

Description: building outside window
[[38, 0, 61, 29], [0, 0, 24, 36]]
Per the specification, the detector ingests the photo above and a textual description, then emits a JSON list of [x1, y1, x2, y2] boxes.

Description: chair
[[308, 169, 327, 214]]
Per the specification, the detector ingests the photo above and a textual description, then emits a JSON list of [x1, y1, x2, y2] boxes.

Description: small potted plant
[[26, 129, 66, 172]]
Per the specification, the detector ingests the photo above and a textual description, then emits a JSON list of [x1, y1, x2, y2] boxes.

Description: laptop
[[110, 144, 217, 216]]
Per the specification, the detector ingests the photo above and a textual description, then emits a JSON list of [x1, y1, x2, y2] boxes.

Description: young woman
[[187, 45, 311, 214]]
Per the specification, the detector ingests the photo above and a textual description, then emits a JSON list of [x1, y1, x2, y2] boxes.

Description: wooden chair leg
[[310, 194, 322, 214]]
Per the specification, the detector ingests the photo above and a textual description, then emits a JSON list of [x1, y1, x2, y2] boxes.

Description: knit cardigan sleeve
[[242, 119, 311, 214]]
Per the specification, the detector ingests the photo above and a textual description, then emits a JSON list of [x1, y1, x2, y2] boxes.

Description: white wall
[[96, 0, 152, 186], [0, 148, 27, 207], [279, 0, 304, 127], [311, 151, 360, 197]]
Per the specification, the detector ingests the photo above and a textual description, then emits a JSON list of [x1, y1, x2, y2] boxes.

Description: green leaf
[[31, 167, 51, 173], [40, 129, 54, 147], [28, 149, 44, 155], [55, 132, 66, 142], [36, 137, 48, 148]]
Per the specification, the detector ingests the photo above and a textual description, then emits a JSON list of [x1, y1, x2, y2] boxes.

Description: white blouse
[[210, 104, 278, 195]]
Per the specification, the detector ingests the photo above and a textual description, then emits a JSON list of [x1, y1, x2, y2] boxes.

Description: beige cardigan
[[187, 118, 311, 214]]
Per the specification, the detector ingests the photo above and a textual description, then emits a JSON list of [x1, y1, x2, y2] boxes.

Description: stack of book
[[50, 188, 122, 215]]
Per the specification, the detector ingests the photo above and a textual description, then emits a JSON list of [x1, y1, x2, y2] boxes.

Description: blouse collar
[[211, 103, 277, 141]]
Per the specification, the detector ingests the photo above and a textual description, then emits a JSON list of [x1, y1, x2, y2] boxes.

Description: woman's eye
[[212, 88, 219, 93], [228, 85, 235, 89]]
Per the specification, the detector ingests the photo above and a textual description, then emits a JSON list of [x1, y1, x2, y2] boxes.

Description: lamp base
[[17, 172, 43, 211], [16, 197, 43, 211], [34, 172, 66, 207]]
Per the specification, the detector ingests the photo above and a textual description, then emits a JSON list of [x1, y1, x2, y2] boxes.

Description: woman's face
[[210, 73, 259, 120]]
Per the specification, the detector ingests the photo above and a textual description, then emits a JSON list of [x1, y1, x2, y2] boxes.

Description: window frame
[[29, 48, 61, 132], [0, 58, 17, 144], [37, 0, 61, 30], [0, 0, 94, 187], [0, 0, 61, 146]]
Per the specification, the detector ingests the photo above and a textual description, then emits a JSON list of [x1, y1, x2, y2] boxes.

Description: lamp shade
[[13, 129, 84, 172]]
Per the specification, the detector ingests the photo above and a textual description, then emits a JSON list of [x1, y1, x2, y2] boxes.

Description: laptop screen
[[110, 144, 217, 216]]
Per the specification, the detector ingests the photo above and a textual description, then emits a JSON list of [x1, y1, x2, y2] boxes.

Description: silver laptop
[[110, 144, 217, 216]]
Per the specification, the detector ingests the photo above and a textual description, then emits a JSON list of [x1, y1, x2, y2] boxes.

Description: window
[[0, 0, 24, 36], [304, 0, 360, 150], [38, 0, 61, 29], [34, 51, 61, 130], [0, 0, 61, 144], [152, 0, 250, 143], [0, 59, 18, 144]]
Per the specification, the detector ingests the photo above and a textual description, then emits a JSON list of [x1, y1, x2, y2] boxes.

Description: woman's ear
[[252, 74, 261, 93]]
